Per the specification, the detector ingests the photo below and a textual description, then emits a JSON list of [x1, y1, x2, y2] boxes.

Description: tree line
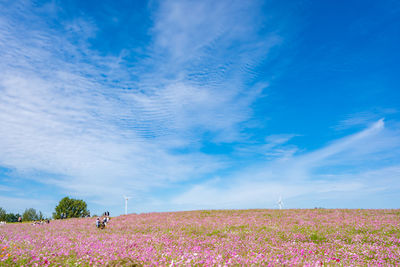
[[0, 196, 90, 222], [0, 207, 44, 222]]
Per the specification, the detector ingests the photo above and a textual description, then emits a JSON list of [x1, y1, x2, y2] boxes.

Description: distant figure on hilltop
[[95, 215, 110, 229], [96, 217, 106, 229], [103, 216, 109, 225]]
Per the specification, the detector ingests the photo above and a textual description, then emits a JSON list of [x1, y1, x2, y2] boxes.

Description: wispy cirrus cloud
[[2, 0, 398, 215], [334, 109, 397, 130], [0, 0, 280, 213], [131, 0, 280, 142], [171, 119, 400, 209]]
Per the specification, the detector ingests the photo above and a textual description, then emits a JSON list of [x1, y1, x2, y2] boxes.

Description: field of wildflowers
[[1, 209, 399, 266]]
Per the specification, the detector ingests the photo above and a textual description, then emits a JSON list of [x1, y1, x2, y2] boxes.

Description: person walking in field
[[102, 216, 109, 226]]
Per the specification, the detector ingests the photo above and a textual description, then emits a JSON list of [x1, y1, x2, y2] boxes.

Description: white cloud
[[233, 133, 299, 160], [0, 185, 13, 192], [334, 109, 397, 130], [0, 0, 279, 211], [299, 119, 385, 165], [171, 119, 400, 208], [0, 195, 52, 216], [3, 1, 396, 213]]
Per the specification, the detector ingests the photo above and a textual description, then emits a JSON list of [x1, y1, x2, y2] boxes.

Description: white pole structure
[[124, 196, 131, 215], [277, 196, 284, 210]]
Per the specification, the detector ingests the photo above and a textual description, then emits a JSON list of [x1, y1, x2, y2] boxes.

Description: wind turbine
[[123, 195, 131, 215], [277, 196, 284, 210]]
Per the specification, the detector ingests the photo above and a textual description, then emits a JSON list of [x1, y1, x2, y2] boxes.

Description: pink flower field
[[1, 209, 400, 266]]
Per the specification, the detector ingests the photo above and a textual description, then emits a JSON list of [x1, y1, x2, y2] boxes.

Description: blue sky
[[0, 0, 399, 217]]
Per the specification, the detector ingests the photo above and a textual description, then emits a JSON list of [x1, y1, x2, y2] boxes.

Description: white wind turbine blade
[[123, 195, 132, 215], [277, 196, 284, 210]]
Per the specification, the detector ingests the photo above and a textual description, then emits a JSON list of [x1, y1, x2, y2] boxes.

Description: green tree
[[22, 208, 40, 221], [5, 213, 21, 223], [0, 207, 6, 221], [54, 197, 89, 219]]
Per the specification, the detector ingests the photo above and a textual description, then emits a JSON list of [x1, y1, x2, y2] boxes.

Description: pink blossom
[[0, 209, 399, 265]]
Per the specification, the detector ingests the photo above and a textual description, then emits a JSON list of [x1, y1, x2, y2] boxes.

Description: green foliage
[[0, 207, 23, 222], [108, 258, 141, 266], [5, 213, 21, 222], [277, 231, 289, 241], [309, 232, 326, 243], [207, 229, 222, 236], [54, 196, 89, 219], [0, 207, 6, 221], [22, 208, 42, 222]]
